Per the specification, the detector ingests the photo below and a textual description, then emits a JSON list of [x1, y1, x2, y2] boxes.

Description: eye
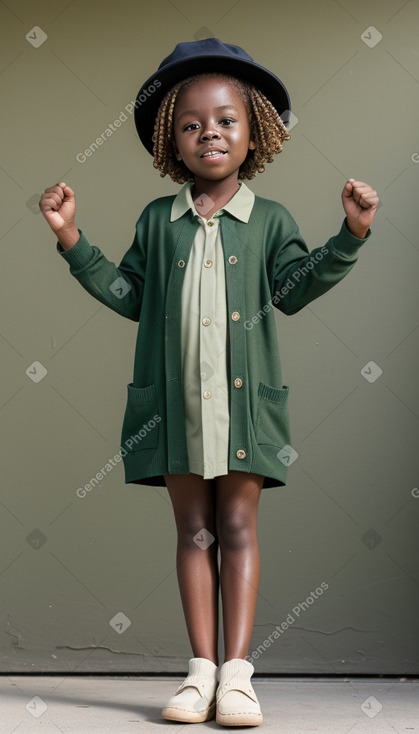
[[183, 123, 199, 131], [220, 118, 235, 125]]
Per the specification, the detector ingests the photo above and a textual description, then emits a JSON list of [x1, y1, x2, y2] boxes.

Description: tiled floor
[[0, 675, 417, 732]]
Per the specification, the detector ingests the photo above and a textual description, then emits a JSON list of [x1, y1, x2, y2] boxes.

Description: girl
[[39, 38, 379, 728]]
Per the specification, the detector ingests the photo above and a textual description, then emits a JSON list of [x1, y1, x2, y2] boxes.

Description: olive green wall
[[1, 0, 418, 675]]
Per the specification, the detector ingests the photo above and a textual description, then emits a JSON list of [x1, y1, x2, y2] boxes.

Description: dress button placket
[[200, 216, 227, 476]]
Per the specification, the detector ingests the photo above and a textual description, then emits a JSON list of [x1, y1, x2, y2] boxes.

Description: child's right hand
[[39, 181, 76, 235]]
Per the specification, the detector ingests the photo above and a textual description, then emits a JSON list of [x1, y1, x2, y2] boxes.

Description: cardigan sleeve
[[269, 210, 371, 316], [56, 208, 149, 322]]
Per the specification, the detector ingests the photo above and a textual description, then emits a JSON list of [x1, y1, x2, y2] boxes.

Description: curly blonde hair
[[151, 72, 291, 183]]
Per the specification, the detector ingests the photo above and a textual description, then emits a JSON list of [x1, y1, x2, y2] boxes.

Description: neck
[[191, 174, 241, 204]]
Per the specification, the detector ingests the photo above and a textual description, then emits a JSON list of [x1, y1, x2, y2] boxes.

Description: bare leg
[[215, 471, 264, 662], [164, 472, 219, 665]]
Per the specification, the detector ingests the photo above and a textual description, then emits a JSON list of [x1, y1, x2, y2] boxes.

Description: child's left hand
[[341, 179, 379, 238]]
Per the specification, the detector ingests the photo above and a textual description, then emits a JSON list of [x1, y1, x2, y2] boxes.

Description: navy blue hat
[[134, 37, 291, 156]]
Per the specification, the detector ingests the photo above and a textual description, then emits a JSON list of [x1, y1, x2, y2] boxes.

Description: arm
[[270, 179, 379, 315], [39, 182, 146, 322], [270, 216, 371, 316], [56, 224, 146, 322]]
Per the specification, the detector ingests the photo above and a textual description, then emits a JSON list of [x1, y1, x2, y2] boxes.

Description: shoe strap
[[217, 662, 259, 704], [217, 679, 259, 704], [175, 659, 218, 699], [175, 674, 210, 698]]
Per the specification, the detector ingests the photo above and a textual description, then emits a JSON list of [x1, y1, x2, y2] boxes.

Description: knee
[[176, 515, 217, 550], [216, 512, 254, 552]]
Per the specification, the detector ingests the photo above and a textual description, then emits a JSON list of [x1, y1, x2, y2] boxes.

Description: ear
[[172, 144, 182, 161], [248, 139, 256, 151]]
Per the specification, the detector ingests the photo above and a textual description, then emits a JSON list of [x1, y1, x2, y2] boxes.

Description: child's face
[[172, 76, 256, 184]]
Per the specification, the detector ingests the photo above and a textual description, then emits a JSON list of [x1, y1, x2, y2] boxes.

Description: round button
[[236, 449, 246, 459], [207, 221, 214, 227], [203, 390, 212, 399], [234, 378, 243, 388], [231, 311, 240, 321], [229, 255, 238, 265], [178, 259, 185, 268], [204, 259, 213, 268], [202, 316, 211, 326]]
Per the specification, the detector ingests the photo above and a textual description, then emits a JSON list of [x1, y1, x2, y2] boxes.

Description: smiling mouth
[[201, 150, 227, 158]]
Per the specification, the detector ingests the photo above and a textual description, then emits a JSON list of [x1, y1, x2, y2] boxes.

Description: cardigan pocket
[[255, 382, 290, 448], [121, 382, 160, 452]]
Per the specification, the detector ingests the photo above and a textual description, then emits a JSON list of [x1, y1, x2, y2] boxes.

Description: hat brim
[[134, 54, 291, 156]]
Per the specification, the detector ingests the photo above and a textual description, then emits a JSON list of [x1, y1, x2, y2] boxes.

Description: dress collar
[[170, 180, 255, 223]]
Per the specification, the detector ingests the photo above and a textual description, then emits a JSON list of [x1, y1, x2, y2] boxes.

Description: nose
[[200, 127, 221, 141]]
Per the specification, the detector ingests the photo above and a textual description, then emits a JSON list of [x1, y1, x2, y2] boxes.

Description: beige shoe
[[216, 658, 263, 726], [162, 657, 218, 723]]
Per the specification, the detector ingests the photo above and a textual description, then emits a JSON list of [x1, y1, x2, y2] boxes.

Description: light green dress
[[170, 181, 255, 479]]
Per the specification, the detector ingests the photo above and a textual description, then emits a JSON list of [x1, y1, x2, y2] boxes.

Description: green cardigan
[[57, 192, 371, 489]]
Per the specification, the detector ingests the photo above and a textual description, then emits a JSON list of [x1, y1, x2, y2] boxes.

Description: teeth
[[203, 150, 224, 157]]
